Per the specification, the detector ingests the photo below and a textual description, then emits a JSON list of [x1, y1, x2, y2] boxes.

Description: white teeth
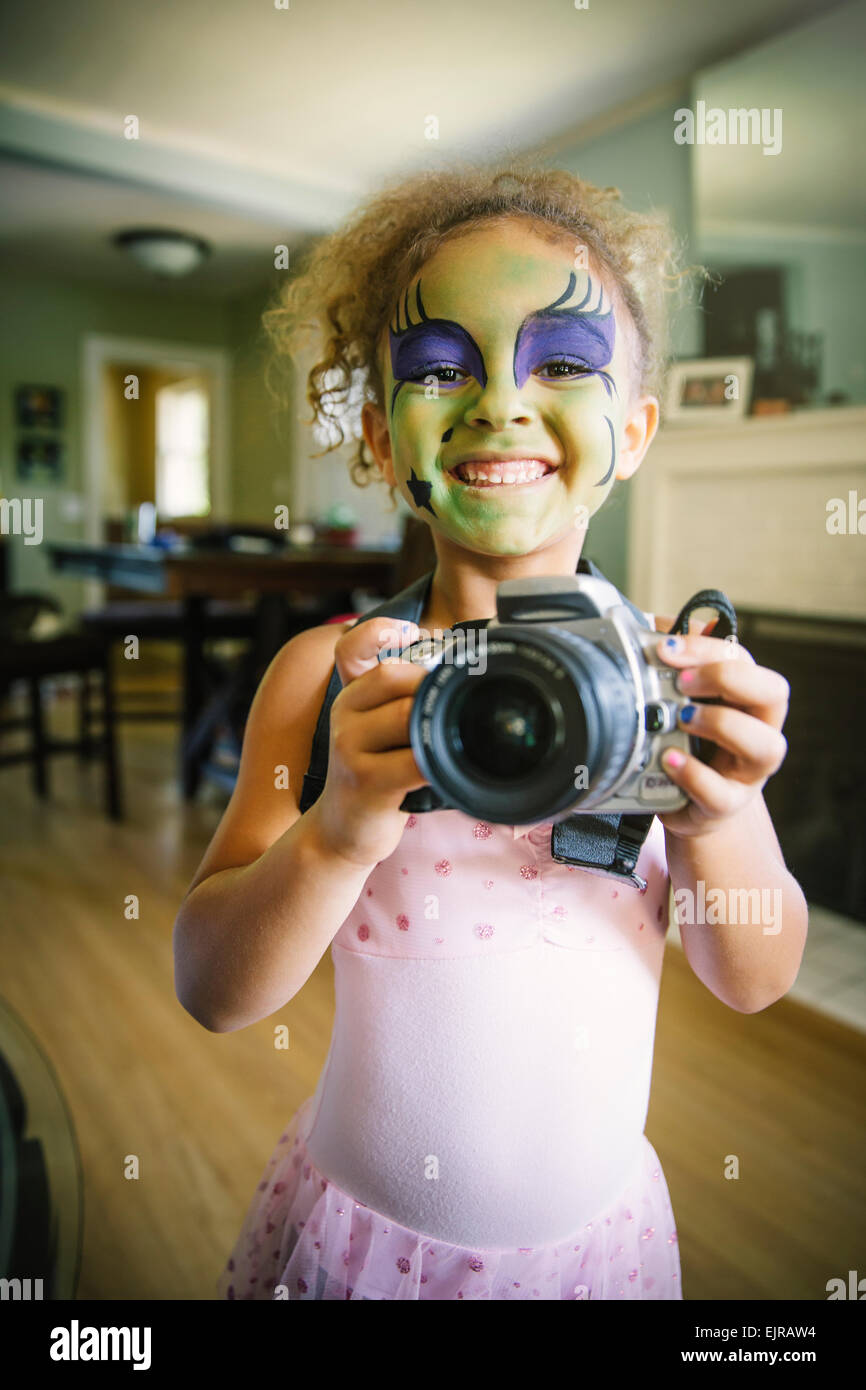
[[454, 459, 551, 485]]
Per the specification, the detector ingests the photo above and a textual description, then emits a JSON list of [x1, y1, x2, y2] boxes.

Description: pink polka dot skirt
[[217, 1098, 681, 1301]]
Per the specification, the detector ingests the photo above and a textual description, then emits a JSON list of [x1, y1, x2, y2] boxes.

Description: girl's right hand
[[310, 616, 432, 870]]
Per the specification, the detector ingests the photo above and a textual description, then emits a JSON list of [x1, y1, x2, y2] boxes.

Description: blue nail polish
[[680, 704, 696, 724], [665, 637, 680, 649]]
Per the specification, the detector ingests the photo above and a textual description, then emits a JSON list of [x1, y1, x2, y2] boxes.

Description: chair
[[0, 594, 123, 820], [185, 514, 429, 795], [80, 523, 337, 722]]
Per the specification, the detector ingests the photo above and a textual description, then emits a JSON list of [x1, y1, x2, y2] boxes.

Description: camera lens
[[451, 675, 554, 778], [408, 626, 636, 823]]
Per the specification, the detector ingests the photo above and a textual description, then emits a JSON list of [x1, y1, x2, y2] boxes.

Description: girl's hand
[[312, 617, 431, 870], [651, 617, 790, 839]]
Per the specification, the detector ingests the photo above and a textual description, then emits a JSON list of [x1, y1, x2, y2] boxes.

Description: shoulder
[[274, 616, 351, 665], [252, 619, 354, 729]]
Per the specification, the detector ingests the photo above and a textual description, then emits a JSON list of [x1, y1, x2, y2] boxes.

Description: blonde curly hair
[[263, 157, 697, 508]]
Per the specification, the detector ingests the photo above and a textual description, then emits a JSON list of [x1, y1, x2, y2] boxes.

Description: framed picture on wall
[[14, 383, 64, 430], [16, 435, 64, 483], [663, 357, 754, 425]]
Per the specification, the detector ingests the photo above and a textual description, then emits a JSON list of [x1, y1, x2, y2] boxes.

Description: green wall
[[227, 280, 295, 524]]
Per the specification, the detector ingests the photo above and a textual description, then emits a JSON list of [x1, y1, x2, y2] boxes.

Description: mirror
[[691, 0, 866, 410]]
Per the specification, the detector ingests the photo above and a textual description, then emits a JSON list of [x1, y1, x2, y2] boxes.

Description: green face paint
[[380, 222, 634, 557]]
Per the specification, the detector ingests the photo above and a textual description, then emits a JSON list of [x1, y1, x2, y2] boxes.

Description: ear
[[615, 394, 659, 481], [361, 401, 394, 487]]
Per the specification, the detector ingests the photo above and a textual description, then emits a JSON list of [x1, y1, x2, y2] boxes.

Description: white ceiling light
[[112, 227, 211, 277]]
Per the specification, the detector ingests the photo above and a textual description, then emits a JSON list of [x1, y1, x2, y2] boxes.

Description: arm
[[665, 793, 808, 1013], [173, 612, 430, 1033], [653, 620, 808, 1014], [173, 624, 371, 1032]]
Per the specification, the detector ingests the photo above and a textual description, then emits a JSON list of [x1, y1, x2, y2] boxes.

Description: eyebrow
[[388, 282, 486, 414], [513, 273, 616, 390], [387, 270, 617, 413]]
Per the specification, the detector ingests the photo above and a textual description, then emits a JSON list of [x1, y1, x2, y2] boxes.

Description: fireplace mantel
[[627, 406, 866, 623]]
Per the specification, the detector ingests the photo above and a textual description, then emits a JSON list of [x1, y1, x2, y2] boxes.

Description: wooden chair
[[0, 594, 122, 820]]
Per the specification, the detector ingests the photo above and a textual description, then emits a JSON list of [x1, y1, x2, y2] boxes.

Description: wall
[[226, 283, 296, 525]]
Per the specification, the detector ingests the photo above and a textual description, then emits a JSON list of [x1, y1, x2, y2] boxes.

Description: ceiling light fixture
[[111, 227, 211, 277]]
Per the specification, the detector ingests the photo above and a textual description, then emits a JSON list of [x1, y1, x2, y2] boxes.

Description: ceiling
[[0, 0, 834, 300]]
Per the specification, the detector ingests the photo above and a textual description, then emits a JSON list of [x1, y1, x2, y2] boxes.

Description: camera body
[[383, 573, 701, 825]]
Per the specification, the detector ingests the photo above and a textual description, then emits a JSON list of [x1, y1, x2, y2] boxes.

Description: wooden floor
[[0, 661, 864, 1301]]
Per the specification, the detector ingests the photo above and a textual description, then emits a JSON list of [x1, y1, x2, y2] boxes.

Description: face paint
[[512, 273, 616, 396], [389, 282, 487, 419], [380, 222, 634, 555]]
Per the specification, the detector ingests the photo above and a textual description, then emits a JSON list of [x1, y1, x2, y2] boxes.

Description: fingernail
[[678, 668, 696, 686], [679, 704, 696, 724], [663, 749, 686, 769], [664, 636, 682, 651]]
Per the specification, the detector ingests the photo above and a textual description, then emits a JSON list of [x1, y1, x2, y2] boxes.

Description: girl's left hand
[[652, 618, 790, 839]]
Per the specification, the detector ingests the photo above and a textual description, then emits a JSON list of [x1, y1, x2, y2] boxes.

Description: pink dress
[[217, 804, 682, 1300]]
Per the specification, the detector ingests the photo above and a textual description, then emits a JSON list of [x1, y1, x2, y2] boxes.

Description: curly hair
[[262, 157, 700, 507]]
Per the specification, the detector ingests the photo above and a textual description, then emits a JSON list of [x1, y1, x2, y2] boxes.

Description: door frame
[[81, 333, 231, 550]]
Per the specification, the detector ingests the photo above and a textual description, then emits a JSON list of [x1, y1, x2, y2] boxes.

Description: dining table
[[48, 539, 400, 797]]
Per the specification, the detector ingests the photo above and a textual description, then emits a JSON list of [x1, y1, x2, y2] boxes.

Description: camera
[[380, 573, 714, 825]]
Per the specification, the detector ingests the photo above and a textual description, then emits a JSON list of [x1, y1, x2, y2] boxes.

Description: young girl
[[174, 162, 808, 1301]]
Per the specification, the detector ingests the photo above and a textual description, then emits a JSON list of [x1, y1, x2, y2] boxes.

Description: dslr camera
[[379, 573, 720, 825]]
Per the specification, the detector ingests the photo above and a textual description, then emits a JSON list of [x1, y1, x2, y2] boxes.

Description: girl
[[174, 162, 808, 1300]]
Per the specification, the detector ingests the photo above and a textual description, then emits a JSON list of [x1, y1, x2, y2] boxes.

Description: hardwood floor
[[0, 661, 863, 1301]]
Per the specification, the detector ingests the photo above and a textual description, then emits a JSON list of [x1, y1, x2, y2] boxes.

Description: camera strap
[[297, 562, 735, 893]]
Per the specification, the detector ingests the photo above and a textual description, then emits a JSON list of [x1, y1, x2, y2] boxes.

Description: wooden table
[[48, 540, 398, 600], [49, 541, 399, 795]]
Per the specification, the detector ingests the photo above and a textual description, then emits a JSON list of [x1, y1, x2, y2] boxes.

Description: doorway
[[82, 334, 230, 560]]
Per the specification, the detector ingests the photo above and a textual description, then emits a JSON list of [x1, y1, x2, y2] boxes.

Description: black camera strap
[[297, 562, 736, 891]]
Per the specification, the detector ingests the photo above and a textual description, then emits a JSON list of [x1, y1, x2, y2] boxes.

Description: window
[[154, 379, 210, 517]]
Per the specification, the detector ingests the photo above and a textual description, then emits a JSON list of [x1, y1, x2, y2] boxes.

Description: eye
[[406, 365, 467, 385], [536, 358, 592, 380]]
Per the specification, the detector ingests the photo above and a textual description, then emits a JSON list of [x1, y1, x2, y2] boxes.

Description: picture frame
[[16, 435, 64, 483], [663, 357, 754, 425], [15, 383, 64, 430]]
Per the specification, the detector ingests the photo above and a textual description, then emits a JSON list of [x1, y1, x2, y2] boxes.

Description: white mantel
[[627, 406, 866, 624]]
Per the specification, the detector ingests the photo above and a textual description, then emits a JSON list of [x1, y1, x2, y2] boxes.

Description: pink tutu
[[217, 1097, 682, 1301]]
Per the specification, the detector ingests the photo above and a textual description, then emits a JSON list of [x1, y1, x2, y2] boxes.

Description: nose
[[462, 366, 536, 432]]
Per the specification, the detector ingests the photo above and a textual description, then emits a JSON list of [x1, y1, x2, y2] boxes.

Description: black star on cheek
[[407, 467, 437, 516]]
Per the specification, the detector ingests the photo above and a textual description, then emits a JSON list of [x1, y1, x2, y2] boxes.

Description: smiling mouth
[[449, 459, 557, 487]]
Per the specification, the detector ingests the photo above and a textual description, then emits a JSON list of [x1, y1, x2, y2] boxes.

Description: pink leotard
[[302, 808, 672, 1251]]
